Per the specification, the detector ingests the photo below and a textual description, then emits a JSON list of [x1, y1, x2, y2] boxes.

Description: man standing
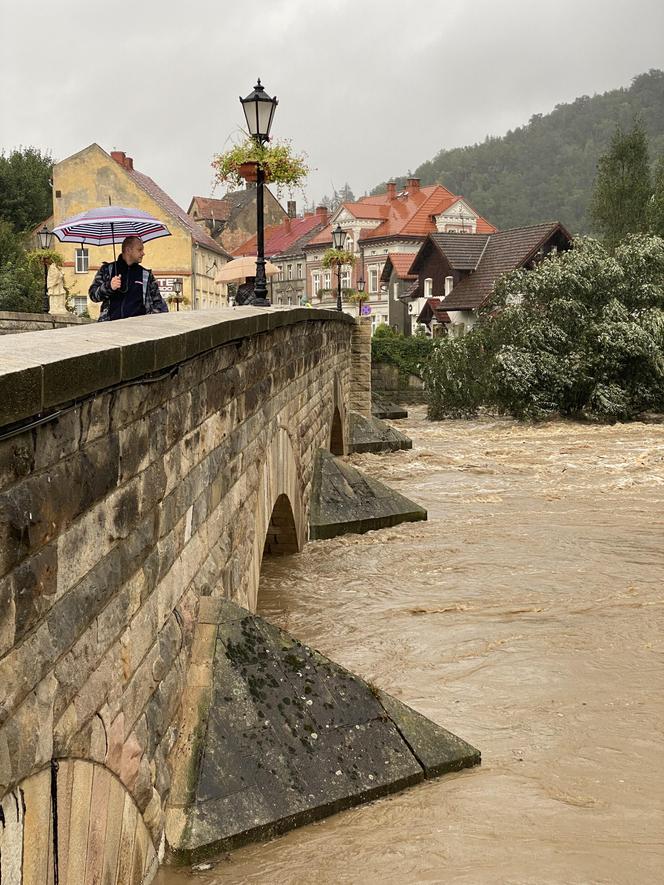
[[89, 236, 169, 321]]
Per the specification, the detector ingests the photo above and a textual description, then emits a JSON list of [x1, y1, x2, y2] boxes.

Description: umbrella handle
[[111, 221, 116, 261]]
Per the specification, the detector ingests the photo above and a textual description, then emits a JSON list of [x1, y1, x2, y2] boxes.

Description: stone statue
[[47, 264, 69, 315]]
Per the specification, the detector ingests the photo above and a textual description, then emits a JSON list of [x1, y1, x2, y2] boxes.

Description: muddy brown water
[[156, 408, 664, 885]]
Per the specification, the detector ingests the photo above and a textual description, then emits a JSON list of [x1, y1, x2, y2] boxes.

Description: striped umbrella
[[52, 205, 171, 259]]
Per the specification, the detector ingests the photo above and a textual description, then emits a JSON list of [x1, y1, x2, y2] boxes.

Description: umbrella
[[215, 256, 281, 283], [52, 205, 171, 259]]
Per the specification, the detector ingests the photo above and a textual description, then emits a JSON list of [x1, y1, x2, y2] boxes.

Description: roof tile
[[128, 169, 231, 257], [382, 253, 418, 281], [232, 213, 329, 258], [440, 223, 570, 310], [306, 185, 496, 248]]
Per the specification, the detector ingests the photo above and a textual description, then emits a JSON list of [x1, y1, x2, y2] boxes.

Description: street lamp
[[240, 79, 278, 307], [171, 278, 183, 311], [332, 224, 345, 312], [37, 225, 53, 313], [356, 276, 365, 318]]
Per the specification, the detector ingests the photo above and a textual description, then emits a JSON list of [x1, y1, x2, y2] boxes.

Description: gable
[[334, 207, 355, 225]]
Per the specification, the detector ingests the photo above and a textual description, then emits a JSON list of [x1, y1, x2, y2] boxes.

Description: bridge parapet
[[0, 307, 356, 880]]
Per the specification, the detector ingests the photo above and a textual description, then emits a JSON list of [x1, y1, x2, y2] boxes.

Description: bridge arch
[[0, 758, 158, 885], [246, 425, 306, 611], [329, 372, 347, 456]]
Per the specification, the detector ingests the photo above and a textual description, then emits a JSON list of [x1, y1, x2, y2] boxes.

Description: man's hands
[[110, 275, 122, 291]]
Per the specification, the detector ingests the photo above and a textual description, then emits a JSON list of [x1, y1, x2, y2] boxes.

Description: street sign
[[156, 277, 183, 296]]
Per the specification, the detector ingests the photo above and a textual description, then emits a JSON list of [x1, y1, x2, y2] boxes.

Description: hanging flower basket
[[322, 248, 356, 268], [212, 138, 310, 191]]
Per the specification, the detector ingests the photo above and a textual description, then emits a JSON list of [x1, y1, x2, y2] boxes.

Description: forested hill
[[372, 70, 664, 233]]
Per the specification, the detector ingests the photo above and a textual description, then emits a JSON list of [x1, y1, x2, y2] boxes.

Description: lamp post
[[240, 79, 278, 307], [171, 278, 183, 311], [356, 276, 365, 318], [37, 225, 53, 313], [332, 223, 345, 312]]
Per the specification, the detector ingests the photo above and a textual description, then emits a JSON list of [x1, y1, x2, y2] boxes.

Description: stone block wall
[[349, 316, 372, 416], [372, 361, 426, 404], [0, 310, 91, 335], [0, 307, 356, 882]]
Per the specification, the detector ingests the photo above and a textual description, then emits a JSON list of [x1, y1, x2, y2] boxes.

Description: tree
[[648, 154, 664, 237], [589, 122, 652, 247], [0, 147, 54, 233], [0, 219, 24, 266], [422, 235, 664, 422], [338, 182, 355, 204], [318, 183, 356, 212], [0, 259, 43, 313]]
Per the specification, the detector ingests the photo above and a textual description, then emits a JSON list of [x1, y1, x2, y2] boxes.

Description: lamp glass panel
[[256, 99, 276, 138], [332, 226, 345, 250]]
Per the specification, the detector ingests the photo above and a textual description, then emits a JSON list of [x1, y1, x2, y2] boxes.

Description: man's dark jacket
[[88, 257, 169, 321]]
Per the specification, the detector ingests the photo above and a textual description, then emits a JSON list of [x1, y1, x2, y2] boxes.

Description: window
[[323, 271, 331, 289], [277, 264, 283, 281], [444, 276, 454, 297], [287, 264, 293, 280], [73, 296, 88, 316], [312, 272, 321, 296], [345, 234, 353, 252], [424, 278, 433, 298], [393, 282, 400, 301], [75, 249, 89, 273], [340, 269, 351, 289], [369, 268, 378, 293], [296, 262, 303, 279]]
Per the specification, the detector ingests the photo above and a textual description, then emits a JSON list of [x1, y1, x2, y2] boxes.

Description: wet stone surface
[[309, 449, 427, 540], [371, 395, 409, 420], [166, 599, 479, 862], [349, 411, 412, 453]]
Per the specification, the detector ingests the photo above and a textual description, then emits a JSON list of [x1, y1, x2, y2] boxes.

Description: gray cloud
[[1, 0, 663, 209]]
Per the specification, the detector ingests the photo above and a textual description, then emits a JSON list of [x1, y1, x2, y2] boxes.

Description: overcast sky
[[1, 0, 663, 211]]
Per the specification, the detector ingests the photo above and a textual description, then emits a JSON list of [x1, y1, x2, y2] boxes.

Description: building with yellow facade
[[51, 144, 230, 317]]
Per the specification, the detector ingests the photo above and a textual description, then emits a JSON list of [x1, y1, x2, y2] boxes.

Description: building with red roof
[[303, 178, 496, 331], [232, 206, 330, 305]]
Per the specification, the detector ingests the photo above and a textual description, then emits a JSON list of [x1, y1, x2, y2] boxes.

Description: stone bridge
[[0, 307, 369, 882]]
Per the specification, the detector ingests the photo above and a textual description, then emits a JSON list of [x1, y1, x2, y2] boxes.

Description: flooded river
[[156, 408, 664, 885]]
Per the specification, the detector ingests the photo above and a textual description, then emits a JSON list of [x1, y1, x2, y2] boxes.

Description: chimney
[[287, 200, 296, 218], [407, 177, 420, 193], [110, 151, 134, 171], [315, 205, 329, 224], [386, 181, 396, 200]]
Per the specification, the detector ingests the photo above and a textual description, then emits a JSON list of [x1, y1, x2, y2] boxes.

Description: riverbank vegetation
[[371, 325, 434, 380], [423, 235, 664, 422], [0, 147, 56, 312]]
